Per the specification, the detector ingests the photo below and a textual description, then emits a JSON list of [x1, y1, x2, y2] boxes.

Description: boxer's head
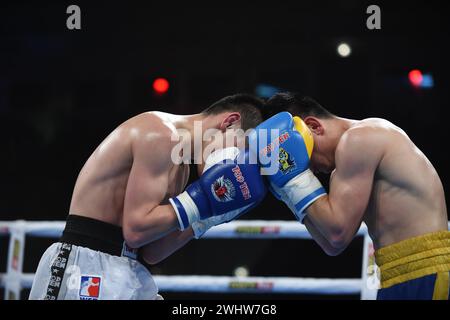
[[264, 92, 338, 174], [200, 93, 264, 158]]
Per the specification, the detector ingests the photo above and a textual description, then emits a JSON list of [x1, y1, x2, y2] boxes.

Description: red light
[[153, 78, 169, 94], [408, 70, 423, 87]]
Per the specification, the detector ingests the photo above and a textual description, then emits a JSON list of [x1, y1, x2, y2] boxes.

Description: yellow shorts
[[375, 230, 450, 300]]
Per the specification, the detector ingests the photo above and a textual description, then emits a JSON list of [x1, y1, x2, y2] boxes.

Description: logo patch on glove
[[232, 165, 252, 200], [259, 131, 290, 157], [211, 176, 235, 202], [279, 147, 296, 174]]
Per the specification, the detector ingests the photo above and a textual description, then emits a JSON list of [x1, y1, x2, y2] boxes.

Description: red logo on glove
[[260, 132, 290, 156], [211, 176, 236, 202], [232, 165, 252, 200]]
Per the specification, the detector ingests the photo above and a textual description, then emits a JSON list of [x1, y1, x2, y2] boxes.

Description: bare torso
[[345, 118, 447, 249], [69, 112, 190, 227]]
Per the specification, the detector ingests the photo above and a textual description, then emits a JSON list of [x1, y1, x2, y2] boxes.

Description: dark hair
[[202, 93, 265, 131], [263, 92, 334, 120]]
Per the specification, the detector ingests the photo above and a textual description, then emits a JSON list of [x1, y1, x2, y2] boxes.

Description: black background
[[0, 0, 449, 299]]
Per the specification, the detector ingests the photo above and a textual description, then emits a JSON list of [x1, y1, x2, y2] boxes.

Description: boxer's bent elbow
[[327, 225, 352, 256], [315, 232, 347, 256], [323, 245, 346, 256], [142, 256, 162, 266], [123, 213, 157, 248], [328, 230, 350, 254], [123, 226, 146, 249], [141, 248, 165, 265], [124, 234, 145, 249]]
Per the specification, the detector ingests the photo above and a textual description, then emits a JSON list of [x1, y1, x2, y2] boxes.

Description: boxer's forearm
[[140, 228, 194, 265], [305, 196, 355, 249], [123, 204, 180, 248], [303, 217, 344, 256]]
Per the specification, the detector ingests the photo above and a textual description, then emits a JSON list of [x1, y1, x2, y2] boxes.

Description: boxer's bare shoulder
[[124, 111, 180, 165], [334, 118, 390, 166], [69, 111, 187, 225], [335, 117, 409, 163], [83, 111, 179, 181], [334, 117, 447, 248], [124, 111, 190, 199]]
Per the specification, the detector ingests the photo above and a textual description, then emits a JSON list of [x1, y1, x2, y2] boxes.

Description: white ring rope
[[0, 273, 362, 295], [0, 220, 368, 239], [154, 276, 362, 294]]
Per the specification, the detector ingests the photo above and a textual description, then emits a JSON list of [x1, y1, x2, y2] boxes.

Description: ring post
[[360, 233, 379, 300], [5, 220, 26, 300]]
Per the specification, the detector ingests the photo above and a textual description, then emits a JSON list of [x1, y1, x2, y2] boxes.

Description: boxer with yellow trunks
[[253, 92, 449, 300]]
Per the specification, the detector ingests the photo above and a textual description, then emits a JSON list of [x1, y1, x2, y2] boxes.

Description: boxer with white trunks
[[29, 94, 267, 300]]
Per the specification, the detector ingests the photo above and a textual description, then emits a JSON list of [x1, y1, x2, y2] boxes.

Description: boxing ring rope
[[1, 273, 362, 295], [0, 220, 384, 299]]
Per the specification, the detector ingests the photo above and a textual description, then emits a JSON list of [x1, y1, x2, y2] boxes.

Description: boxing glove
[[249, 112, 326, 222], [169, 147, 267, 231]]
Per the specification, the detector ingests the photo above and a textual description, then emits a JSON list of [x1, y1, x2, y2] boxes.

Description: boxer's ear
[[303, 116, 324, 136], [219, 112, 241, 131]]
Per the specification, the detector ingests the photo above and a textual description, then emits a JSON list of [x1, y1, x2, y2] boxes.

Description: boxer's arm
[[303, 217, 344, 256], [122, 137, 179, 248], [305, 128, 383, 253], [140, 228, 194, 265], [303, 170, 344, 256]]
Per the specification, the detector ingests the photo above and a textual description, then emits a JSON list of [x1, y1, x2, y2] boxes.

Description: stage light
[[153, 78, 169, 94], [337, 43, 351, 58], [255, 84, 282, 98], [408, 69, 423, 87], [421, 74, 434, 88], [234, 266, 249, 277]]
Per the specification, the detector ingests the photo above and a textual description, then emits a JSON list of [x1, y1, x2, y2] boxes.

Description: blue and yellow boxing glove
[[249, 112, 326, 223]]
